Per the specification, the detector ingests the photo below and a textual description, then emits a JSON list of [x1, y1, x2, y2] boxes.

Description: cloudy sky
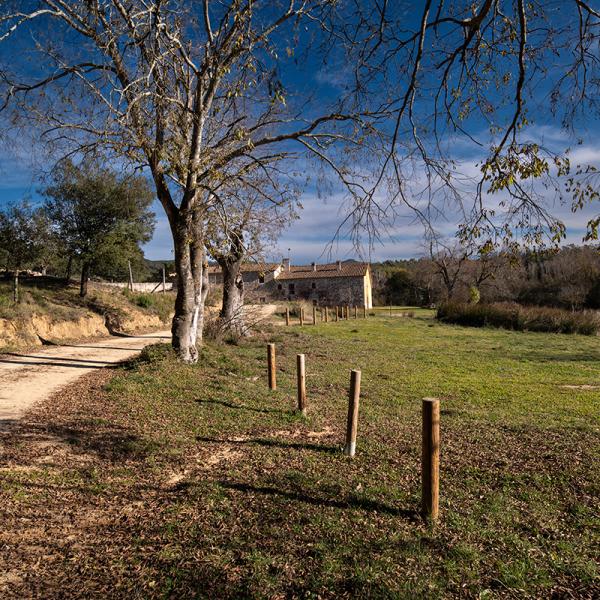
[[1, 127, 598, 265], [0, 2, 598, 267]]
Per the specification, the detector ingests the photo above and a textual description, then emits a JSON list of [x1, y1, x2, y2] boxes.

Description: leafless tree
[[0, 1, 378, 362], [333, 1, 600, 254], [206, 171, 299, 336]]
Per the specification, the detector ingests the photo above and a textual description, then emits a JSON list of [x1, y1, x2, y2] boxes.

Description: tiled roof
[[207, 263, 279, 274], [276, 262, 369, 280]]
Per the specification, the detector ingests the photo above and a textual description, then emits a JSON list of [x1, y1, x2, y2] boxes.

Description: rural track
[[0, 330, 171, 427]]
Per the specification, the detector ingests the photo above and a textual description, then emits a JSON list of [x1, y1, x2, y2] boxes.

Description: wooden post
[[312, 305, 317, 325], [389, 302, 392, 317], [354, 305, 357, 319], [324, 306, 328, 323], [300, 307, 304, 326], [344, 370, 361, 457], [13, 270, 19, 303], [285, 307, 290, 326], [296, 354, 307, 414], [162, 265, 166, 294], [363, 305, 367, 318], [422, 397, 440, 521], [128, 260, 134, 292], [267, 343, 276, 390], [335, 306, 339, 322], [346, 305, 350, 319]]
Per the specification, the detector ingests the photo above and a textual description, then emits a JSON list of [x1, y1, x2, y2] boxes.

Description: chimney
[[337, 260, 342, 271], [282, 257, 291, 272], [311, 262, 317, 272]]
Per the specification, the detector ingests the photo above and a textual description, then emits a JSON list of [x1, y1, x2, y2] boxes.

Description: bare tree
[[0, 1, 376, 362], [207, 175, 298, 336], [330, 1, 600, 255]]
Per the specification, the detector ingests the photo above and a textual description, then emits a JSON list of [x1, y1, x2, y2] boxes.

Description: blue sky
[[1, 2, 598, 265], [2, 131, 597, 265]]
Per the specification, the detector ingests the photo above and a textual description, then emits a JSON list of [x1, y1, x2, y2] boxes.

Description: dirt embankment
[[0, 309, 169, 352]]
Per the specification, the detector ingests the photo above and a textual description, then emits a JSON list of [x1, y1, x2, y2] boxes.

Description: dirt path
[[0, 330, 171, 427]]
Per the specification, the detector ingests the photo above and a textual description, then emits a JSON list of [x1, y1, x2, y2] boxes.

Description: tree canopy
[[42, 160, 155, 296]]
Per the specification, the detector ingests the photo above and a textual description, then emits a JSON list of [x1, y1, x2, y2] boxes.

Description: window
[[277, 283, 282, 290], [311, 282, 316, 289], [288, 283, 295, 294], [259, 297, 266, 303]]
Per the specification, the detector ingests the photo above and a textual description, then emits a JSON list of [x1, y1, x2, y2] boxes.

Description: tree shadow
[[195, 398, 286, 414], [219, 480, 419, 520], [4, 352, 115, 365], [196, 435, 338, 454], [2, 418, 159, 463]]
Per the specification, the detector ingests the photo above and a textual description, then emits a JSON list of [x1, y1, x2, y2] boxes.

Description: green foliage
[[42, 159, 156, 286], [437, 302, 600, 335], [469, 286, 481, 304], [0, 200, 52, 271]]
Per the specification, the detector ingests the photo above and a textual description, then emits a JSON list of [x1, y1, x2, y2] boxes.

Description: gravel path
[[0, 330, 171, 427]]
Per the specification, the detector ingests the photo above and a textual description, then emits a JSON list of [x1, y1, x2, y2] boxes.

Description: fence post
[[297, 354, 307, 415], [300, 307, 304, 326], [13, 270, 19, 303], [422, 397, 440, 521], [344, 370, 361, 457], [363, 305, 367, 318], [324, 306, 329, 323], [162, 265, 166, 294], [128, 260, 134, 292], [285, 307, 290, 326], [312, 305, 317, 325], [335, 306, 339, 322], [267, 343, 277, 390]]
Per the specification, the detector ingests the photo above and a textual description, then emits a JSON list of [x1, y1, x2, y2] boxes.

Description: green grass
[[0, 312, 598, 598]]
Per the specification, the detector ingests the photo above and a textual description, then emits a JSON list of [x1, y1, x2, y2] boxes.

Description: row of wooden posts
[[266, 342, 440, 521], [285, 304, 366, 326]]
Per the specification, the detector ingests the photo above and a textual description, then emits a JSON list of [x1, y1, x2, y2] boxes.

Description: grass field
[[1, 311, 598, 598]]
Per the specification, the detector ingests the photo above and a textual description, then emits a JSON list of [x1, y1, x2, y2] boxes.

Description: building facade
[[208, 259, 373, 308]]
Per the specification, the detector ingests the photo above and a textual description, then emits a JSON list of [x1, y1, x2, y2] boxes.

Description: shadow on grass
[[219, 480, 419, 520], [196, 435, 339, 454], [195, 398, 286, 415], [2, 418, 159, 463]]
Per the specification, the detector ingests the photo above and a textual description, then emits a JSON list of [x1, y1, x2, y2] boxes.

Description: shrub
[[437, 302, 600, 335]]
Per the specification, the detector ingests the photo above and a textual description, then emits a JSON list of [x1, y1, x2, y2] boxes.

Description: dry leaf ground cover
[[0, 311, 598, 598]]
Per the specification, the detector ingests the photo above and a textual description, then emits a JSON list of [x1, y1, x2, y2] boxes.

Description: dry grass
[[0, 313, 598, 598]]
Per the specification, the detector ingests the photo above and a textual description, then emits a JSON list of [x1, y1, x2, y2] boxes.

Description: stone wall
[[261, 275, 369, 307]]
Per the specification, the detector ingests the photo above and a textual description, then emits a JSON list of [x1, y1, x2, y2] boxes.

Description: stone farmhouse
[[207, 259, 373, 308]]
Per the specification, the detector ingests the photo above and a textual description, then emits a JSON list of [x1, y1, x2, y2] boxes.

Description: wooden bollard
[[335, 307, 339, 322], [267, 343, 276, 390], [285, 307, 290, 326], [296, 354, 307, 414], [421, 397, 440, 521], [312, 305, 317, 325], [300, 308, 304, 326], [344, 370, 361, 457]]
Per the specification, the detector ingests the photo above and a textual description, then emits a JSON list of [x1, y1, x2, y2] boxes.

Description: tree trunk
[[80, 263, 90, 297], [170, 213, 207, 364], [65, 255, 73, 283], [219, 257, 246, 335]]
